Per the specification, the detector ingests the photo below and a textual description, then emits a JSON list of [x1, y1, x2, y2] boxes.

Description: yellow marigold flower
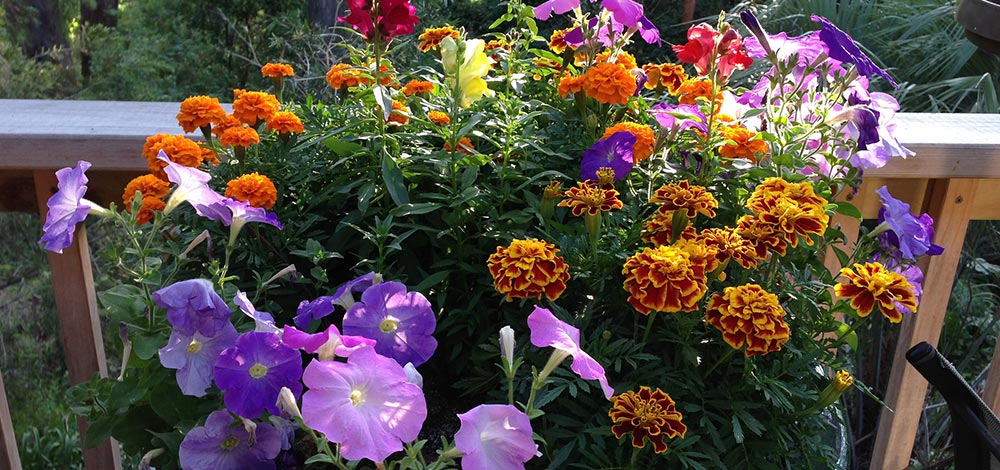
[[649, 181, 718, 219], [487, 238, 571, 302], [176, 96, 226, 133], [135, 196, 166, 226], [834, 262, 918, 323], [444, 137, 475, 154], [697, 227, 758, 269], [225, 173, 278, 209], [232, 91, 280, 126], [219, 126, 260, 148], [122, 174, 170, 206], [595, 50, 637, 70], [387, 100, 410, 125], [212, 114, 243, 140], [549, 27, 574, 54], [427, 110, 451, 125], [642, 63, 688, 93], [557, 73, 585, 98], [325, 63, 372, 89], [736, 214, 787, 259], [609, 386, 686, 454], [706, 284, 790, 356], [143, 134, 205, 179], [719, 125, 768, 163], [675, 78, 721, 106], [261, 63, 294, 78], [401, 79, 435, 96], [266, 111, 304, 134], [418, 26, 461, 52], [558, 181, 623, 216], [641, 211, 697, 247], [833, 370, 854, 392], [602, 122, 656, 163], [581, 62, 636, 105], [622, 245, 708, 315]]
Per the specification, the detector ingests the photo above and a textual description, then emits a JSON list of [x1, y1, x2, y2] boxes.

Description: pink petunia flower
[[527, 306, 615, 399], [455, 404, 539, 470]]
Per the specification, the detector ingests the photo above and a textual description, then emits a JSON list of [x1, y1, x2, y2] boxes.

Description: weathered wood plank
[[0, 370, 21, 470], [868, 113, 1000, 179], [984, 331, 1000, 415], [870, 178, 979, 470]]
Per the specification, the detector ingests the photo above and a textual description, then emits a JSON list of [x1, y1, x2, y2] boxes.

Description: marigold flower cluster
[[387, 100, 410, 125], [641, 211, 697, 247], [649, 181, 718, 219], [176, 96, 226, 133], [557, 73, 585, 98], [401, 79, 435, 96], [219, 126, 260, 148], [443, 136, 474, 154], [705, 284, 790, 356], [266, 112, 304, 135], [325, 63, 373, 90], [675, 78, 722, 106], [834, 262, 917, 323], [622, 243, 708, 315], [142, 134, 206, 179], [427, 110, 450, 125], [738, 177, 829, 258], [487, 238, 570, 302], [225, 173, 279, 209], [558, 181, 623, 216], [418, 26, 460, 52], [642, 63, 687, 93], [122, 174, 171, 225], [609, 386, 687, 454], [718, 125, 768, 162], [581, 62, 636, 105]]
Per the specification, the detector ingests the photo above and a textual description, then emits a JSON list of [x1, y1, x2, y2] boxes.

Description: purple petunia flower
[[178, 410, 281, 470], [235, 291, 279, 333], [301, 347, 427, 462], [159, 152, 225, 217], [527, 306, 615, 399], [876, 186, 944, 260], [533, 0, 581, 20], [454, 404, 540, 470], [332, 272, 378, 310], [153, 279, 233, 337], [649, 103, 708, 134], [811, 15, 898, 88], [343, 281, 438, 367], [292, 273, 378, 329], [281, 324, 375, 359], [292, 296, 335, 329], [214, 331, 304, 419], [580, 132, 636, 182], [198, 198, 284, 231], [159, 322, 238, 397], [39, 160, 104, 253]]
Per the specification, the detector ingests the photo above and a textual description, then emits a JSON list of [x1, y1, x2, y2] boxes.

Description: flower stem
[[640, 311, 658, 344], [705, 347, 737, 377]]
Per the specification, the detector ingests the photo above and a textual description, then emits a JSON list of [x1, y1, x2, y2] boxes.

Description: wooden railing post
[[0, 370, 21, 470]]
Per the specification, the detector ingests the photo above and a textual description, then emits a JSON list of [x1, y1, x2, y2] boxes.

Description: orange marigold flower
[[232, 91, 280, 125], [387, 100, 410, 125], [233, 88, 248, 100], [225, 173, 278, 209], [261, 62, 294, 78], [622, 244, 708, 315], [594, 50, 637, 70], [401, 79, 435, 96], [176, 96, 226, 133], [558, 181, 623, 216], [642, 63, 688, 93], [266, 111, 304, 134], [641, 211, 697, 247], [122, 174, 170, 206], [609, 386, 686, 454], [487, 238, 571, 302], [549, 27, 574, 54], [202, 147, 220, 166], [325, 63, 372, 89], [427, 110, 451, 125], [212, 114, 243, 140], [418, 26, 461, 52], [143, 134, 205, 179], [697, 227, 759, 269], [675, 78, 722, 106], [135, 196, 166, 226], [581, 62, 636, 105], [557, 73, 585, 98], [602, 122, 656, 163], [219, 126, 260, 148], [706, 284, 790, 356], [834, 262, 918, 323], [746, 180, 830, 250], [649, 181, 718, 219], [719, 125, 767, 162], [444, 137, 475, 154]]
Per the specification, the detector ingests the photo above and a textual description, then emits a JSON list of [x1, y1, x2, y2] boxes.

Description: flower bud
[[403, 362, 424, 389], [179, 230, 211, 259], [499, 325, 515, 366], [276, 386, 302, 419]]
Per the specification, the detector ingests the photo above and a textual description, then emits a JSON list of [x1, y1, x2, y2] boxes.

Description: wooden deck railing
[[0, 100, 998, 469]]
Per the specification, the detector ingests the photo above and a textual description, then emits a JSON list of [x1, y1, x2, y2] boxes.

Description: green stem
[[705, 347, 737, 377], [640, 311, 658, 344]]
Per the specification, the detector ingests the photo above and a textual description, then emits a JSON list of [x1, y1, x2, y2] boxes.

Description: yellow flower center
[[248, 363, 268, 379], [632, 398, 666, 426], [350, 389, 364, 407], [379, 318, 400, 333], [186, 339, 203, 354], [220, 436, 239, 450]]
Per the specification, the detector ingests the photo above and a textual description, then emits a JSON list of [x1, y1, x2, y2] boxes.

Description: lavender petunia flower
[[178, 410, 281, 470], [198, 198, 284, 231], [281, 324, 375, 359], [580, 132, 636, 182], [39, 160, 104, 253], [159, 152, 225, 217], [292, 296, 335, 329], [533, 0, 580, 20], [159, 322, 238, 397], [527, 306, 615, 399], [343, 281, 438, 367], [235, 291, 279, 333], [301, 347, 427, 462], [455, 404, 539, 470], [292, 273, 378, 329], [649, 103, 708, 134], [876, 186, 944, 260], [214, 331, 304, 419], [331, 272, 378, 310], [811, 15, 898, 88], [153, 279, 233, 337]]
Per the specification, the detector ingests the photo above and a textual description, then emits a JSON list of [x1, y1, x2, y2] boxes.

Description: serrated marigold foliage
[[225, 173, 278, 209], [622, 244, 708, 315], [487, 238, 570, 302], [609, 386, 687, 454], [834, 262, 917, 323], [706, 284, 790, 356], [176, 96, 226, 133]]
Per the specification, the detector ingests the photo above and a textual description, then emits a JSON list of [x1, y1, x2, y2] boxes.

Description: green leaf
[[835, 321, 859, 350], [322, 138, 365, 157], [831, 201, 862, 220], [381, 154, 409, 206], [373, 85, 393, 121], [83, 414, 121, 449], [305, 453, 336, 464], [131, 330, 165, 360], [392, 203, 443, 217], [98, 284, 147, 324], [731, 415, 744, 444]]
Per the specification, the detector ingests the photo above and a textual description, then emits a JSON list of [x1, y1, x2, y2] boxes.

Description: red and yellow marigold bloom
[[427, 110, 450, 125], [649, 181, 718, 219], [487, 238, 571, 302], [444, 137, 474, 154], [418, 26, 461, 52], [549, 27, 575, 54], [225, 173, 278, 209], [736, 214, 788, 259], [675, 78, 721, 106], [642, 63, 687, 93], [623, 245, 708, 315], [401, 79, 435, 96], [609, 386, 686, 454], [718, 125, 768, 162], [706, 284, 790, 356], [219, 126, 260, 148], [641, 211, 697, 247], [135, 196, 166, 226], [143, 134, 205, 179], [557, 73, 585, 98], [232, 91, 280, 125], [266, 111, 304, 134], [581, 62, 636, 105], [834, 262, 918, 323], [697, 227, 759, 269], [176, 96, 226, 133], [602, 122, 656, 163], [748, 177, 828, 210], [745, 178, 830, 250], [558, 181, 623, 216], [325, 63, 372, 89], [261, 62, 294, 78], [122, 174, 170, 206]]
